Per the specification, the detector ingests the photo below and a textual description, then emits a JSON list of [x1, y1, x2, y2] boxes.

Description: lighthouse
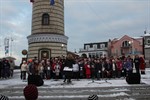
[[27, 0, 68, 60]]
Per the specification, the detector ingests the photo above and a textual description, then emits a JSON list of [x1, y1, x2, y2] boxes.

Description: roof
[[3, 56, 16, 60], [144, 33, 150, 36]]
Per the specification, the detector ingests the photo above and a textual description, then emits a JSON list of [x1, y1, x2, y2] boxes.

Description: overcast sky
[[0, 0, 150, 65]]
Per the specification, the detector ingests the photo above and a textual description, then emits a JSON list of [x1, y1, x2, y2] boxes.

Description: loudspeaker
[[126, 73, 141, 84], [141, 71, 145, 74], [28, 75, 44, 86]]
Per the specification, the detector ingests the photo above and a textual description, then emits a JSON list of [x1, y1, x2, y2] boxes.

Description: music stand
[[88, 76, 101, 84], [99, 78, 112, 84], [99, 71, 112, 84]]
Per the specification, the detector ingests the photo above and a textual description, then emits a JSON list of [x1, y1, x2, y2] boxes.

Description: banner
[[4, 38, 9, 55]]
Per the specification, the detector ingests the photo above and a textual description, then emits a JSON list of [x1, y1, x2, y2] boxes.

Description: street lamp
[[129, 40, 134, 55], [61, 44, 64, 57]]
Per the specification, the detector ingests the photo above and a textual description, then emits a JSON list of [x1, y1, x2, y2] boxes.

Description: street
[[0, 69, 150, 100]]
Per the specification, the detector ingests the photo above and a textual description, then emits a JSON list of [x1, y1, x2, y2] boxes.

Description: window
[[122, 41, 131, 47], [100, 44, 105, 48], [147, 39, 150, 44], [85, 45, 89, 50], [42, 13, 49, 25], [93, 44, 97, 50]]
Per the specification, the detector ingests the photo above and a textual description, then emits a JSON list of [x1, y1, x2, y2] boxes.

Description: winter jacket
[[125, 61, 132, 71], [21, 64, 27, 71], [64, 59, 75, 68], [72, 63, 79, 72]]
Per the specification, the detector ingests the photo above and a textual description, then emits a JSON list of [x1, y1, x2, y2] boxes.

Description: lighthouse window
[[42, 13, 49, 25]]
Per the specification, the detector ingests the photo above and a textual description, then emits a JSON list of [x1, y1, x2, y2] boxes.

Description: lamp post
[[129, 40, 134, 55], [61, 44, 64, 57]]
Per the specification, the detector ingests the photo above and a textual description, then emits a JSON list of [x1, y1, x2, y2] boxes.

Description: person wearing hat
[[88, 94, 98, 100], [21, 61, 28, 81], [0, 94, 9, 100], [23, 84, 38, 100]]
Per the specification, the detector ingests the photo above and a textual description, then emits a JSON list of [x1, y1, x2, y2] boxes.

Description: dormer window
[[101, 44, 105, 48], [93, 44, 97, 50], [86, 45, 89, 50], [147, 39, 150, 44]]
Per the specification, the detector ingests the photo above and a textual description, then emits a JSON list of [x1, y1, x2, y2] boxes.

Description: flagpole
[[10, 37, 13, 57], [0, 37, 2, 58]]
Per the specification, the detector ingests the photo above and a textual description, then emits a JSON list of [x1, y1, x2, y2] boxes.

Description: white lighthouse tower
[[27, 0, 68, 60]]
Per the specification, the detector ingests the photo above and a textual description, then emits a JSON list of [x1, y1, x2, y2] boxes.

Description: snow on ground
[[0, 68, 150, 89]]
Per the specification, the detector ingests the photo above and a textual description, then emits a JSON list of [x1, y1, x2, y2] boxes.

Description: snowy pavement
[[0, 68, 150, 100], [0, 68, 150, 88]]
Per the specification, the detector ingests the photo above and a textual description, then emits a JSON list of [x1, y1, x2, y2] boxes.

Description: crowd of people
[[0, 58, 15, 79], [20, 54, 146, 83], [0, 54, 146, 100]]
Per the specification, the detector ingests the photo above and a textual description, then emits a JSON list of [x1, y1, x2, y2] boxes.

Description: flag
[[5, 46, 9, 55], [50, 0, 62, 5], [30, 0, 34, 3], [4, 38, 9, 55], [50, 0, 55, 5]]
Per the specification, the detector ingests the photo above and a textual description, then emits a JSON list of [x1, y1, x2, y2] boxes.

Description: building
[[27, 0, 68, 60], [78, 42, 108, 58], [144, 32, 150, 67], [79, 35, 144, 58], [110, 35, 143, 57]]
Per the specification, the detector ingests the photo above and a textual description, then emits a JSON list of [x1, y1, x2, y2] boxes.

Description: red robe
[[116, 61, 122, 71], [84, 64, 91, 75], [139, 57, 145, 71]]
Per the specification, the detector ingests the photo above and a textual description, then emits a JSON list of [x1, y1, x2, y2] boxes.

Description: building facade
[[110, 35, 143, 57], [27, 0, 68, 60], [78, 42, 108, 58], [144, 32, 150, 67]]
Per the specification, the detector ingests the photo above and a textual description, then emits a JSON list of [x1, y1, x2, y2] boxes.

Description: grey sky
[[0, 0, 150, 65]]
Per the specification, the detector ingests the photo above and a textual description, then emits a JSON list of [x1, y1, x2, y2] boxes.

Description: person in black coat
[[95, 59, 102, 80], [63, 54, 75, 83], [0, 59, 2, 78], [2, 59, 10, 78], [134, 55, 140, 73]]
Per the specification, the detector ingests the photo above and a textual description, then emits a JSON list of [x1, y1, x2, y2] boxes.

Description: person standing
[[21, 61, 28, 81], [85, 61, 91, 79], [54, 61, 61, 80], [103, 59, 112, 78], [46, 61, 51, 79], [112, 59, 117, 78], [78, 59, 85, 79], [139, 56, 146, 74], [2, 59, 10, 79], [125, 58, 133, 76], [72, 60, 80, 80], [64, 54, 75, 83], [116, 58, 122, 78], [9, 60, 15, 77], [94, 59, 102, 80], [134, 55, 140, 73], [27, 59, 34, 75], [38, 62, 44, 79]]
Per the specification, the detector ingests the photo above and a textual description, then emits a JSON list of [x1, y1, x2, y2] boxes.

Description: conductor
[[63, 54, 75, 83]]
